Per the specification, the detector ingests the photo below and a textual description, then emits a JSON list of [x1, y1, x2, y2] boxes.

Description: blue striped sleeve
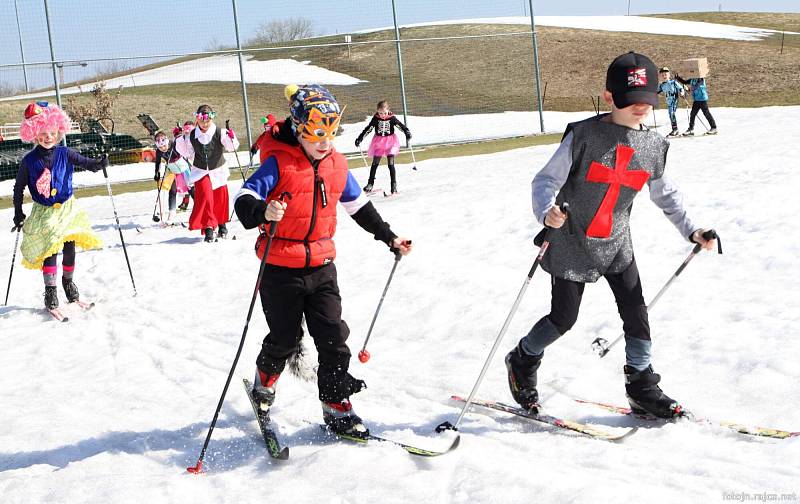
[[340, 171, 369, 216], [235, 155, 280, 203]]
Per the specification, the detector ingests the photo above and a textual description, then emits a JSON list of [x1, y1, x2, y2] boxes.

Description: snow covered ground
[[355, 14, 795, 41], [0, 55, 365, 103], [1, 106, 798, 503]]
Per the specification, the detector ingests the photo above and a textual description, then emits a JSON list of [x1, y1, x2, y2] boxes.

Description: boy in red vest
[[504, 52, 717, 419], [234, 84, 413, 437]]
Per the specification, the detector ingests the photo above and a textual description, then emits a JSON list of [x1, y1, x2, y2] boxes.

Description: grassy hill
[[1, 14, 798, 141]]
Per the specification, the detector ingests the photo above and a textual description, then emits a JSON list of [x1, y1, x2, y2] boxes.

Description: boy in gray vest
[[505, 52, 717, 419]]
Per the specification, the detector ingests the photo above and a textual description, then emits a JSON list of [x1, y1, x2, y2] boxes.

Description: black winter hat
[[606, 52, 658, 108]]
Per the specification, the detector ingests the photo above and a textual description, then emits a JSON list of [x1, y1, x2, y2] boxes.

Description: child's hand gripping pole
[[592, 229, 721, 357], [357, 240, 411, 364]]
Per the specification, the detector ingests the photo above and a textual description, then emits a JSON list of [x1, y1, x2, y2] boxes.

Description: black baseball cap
[[606, 52, 658, 108]]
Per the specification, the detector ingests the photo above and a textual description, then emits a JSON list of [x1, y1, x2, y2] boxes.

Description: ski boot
[[177, 195, 190, 212], [390, 181, 398, 194], [682, 128, 694, 137], [362, 182, 374, 193], [322, 399, 369, 439], [217, 223, 228, 239], [624, 365, 684, 419], [62, 277, 79, 303], [44, 285, 59, 310], [667, 128, 680, 137], [706, 128, 718, 135], [505, 345, 542, 413], [252, 369, 280, 413], [203, 227, 215, 243]]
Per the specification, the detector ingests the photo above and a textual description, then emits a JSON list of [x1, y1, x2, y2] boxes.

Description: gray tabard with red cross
[[542, 115, 668, 283]]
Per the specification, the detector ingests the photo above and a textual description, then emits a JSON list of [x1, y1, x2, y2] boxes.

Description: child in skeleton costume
[[12, 102, 106, 313], [153, 130, 192, 225], [657, 66, 684, 137], [234, 84, 413, 438], [175, 105, 239, 242], [504, 53, 717, 419], [355, 101, 411, 195]]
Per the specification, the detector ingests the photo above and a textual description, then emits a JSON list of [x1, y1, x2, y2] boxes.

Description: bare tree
[[0, 81, 24, 98], [249, 17, 316, 45], [64, 82, 122, 132]]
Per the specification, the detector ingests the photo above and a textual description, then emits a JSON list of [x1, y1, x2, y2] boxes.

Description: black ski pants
[[257, 262, 360, 403], [547, 258, 650, 341], [689, 100, 717, 130]]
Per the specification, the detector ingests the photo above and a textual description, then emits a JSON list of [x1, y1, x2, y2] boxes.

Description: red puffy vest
[[255, 132, 348, 268]]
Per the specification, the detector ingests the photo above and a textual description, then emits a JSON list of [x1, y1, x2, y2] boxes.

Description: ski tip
[[275, 447, 290, 460]]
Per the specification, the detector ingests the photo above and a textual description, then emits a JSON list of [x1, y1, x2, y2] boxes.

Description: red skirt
[[189, 175, 229, 232]]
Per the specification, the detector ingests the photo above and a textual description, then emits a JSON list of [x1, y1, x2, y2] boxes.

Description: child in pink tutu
[[355, 100, 411, 195]]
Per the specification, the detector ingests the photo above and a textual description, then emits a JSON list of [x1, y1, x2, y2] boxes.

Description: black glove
[[90, 154, 109, 172], [355, 136, 363, 147], [13, 212, 26, 230], [250, 144, 258, 156], [154, 170, 160, 182], [405, 131, 412, 141]]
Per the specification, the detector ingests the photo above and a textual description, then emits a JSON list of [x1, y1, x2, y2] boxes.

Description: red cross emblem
[[584, 144, 650, 238]]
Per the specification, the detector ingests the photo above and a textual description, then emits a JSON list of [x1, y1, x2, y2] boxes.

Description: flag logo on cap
[[627, 68, 648, 87]]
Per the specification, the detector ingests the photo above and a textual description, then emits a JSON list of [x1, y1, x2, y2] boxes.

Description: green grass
[[0, 132, 561, 210]]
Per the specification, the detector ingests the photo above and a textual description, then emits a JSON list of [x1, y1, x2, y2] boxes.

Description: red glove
[[226, 128, 235, 139], [172, 126, 182, 138]]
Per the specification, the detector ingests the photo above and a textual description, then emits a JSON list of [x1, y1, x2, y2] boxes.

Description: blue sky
[[1, 0, 798, 90]]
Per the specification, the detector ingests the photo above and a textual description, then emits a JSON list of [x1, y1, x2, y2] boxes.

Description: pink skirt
[[368, 134, 400, 157], [175, 172, 189, 193]]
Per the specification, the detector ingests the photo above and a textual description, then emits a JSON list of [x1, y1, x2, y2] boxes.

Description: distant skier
[[675, 72, 718, 136], [12, 102, 106, 316], [355, 100, 411, 195], [504, 52, 717, 419], [657, 66, 684, 137], [234, 84, 413, 438], [175, 105, 239, 242], [153, 129, 192, 225], [249, 113, 278, 163]]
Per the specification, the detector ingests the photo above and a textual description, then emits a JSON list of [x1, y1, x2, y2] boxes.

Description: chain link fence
[[0, 0, 548, 181]]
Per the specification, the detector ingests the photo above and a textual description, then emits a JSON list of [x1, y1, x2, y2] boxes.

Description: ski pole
[[358, 144, 370, 169], [357, 244, 409, 363], [592, 229, 722, 357], [188, 192, 292, 474], [102, 160, 138, 297], [408, 141, 419, 171], [436, 203, 570, 434], [3, 225, 22, 306]]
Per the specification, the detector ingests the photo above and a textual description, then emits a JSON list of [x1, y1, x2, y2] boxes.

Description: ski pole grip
[[267, 192, 293, 237], [702, 229, 722, 254], [389, 239, 411, 258], [561, 202, 575, 235]]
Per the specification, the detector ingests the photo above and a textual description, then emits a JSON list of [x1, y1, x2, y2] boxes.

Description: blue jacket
[[657, 80, 683, 106], [676, 75, 709, 101]]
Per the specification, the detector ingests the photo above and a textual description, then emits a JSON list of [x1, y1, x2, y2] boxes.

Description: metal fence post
[[14, 0, 29, 92], [231, 0, 253, 156], [391, 0, 410, 145], [528, 0, 546, 133]]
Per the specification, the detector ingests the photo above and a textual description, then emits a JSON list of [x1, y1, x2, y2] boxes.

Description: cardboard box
[[680, 57, 709, 78]]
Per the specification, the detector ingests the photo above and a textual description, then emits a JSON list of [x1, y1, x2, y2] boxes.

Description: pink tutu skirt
[[175, 172, 189, 193], [368, 134, 400, 157]]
